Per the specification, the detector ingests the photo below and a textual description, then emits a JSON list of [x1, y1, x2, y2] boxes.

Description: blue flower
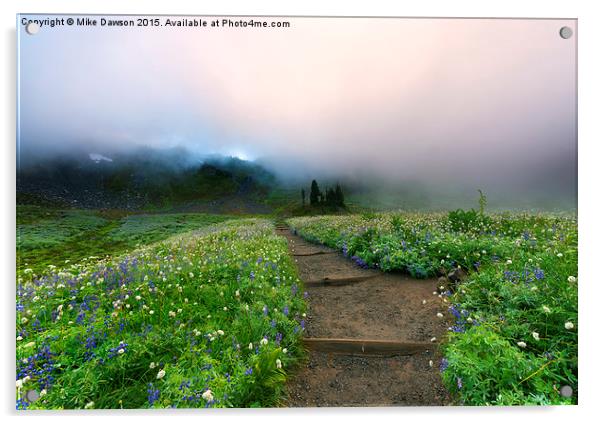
[[439, 358, 449, 372], [147, 383, 160, 406], [16, 398, 29, 410]]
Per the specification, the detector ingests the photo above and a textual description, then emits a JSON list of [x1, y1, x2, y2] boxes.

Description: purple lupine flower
[[439, 358, 449, 372], [148, 383, 160, 406]]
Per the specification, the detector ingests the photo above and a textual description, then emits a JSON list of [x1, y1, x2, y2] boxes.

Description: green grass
[[288, 211, 577, 405], [16, 205, 233, 276], [16, 219, 307, 409]]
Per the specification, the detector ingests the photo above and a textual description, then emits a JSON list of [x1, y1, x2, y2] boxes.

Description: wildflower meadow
[[288, 211, 577, 405], [16, 219, 306, 409]]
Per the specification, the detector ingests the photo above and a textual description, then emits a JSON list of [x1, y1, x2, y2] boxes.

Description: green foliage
[[16, 206, 232, 275], [288, 211, 577, 405], [16, 220, 306, 409], [447, 208, 490, 233], [442, 326, 545, 405], [478, 189, 487, 216]]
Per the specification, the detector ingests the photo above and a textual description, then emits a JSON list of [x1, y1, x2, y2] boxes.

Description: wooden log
[[304, 275, 379, 287], [293, 251, 337, 257], [303, 338, 435, 356]]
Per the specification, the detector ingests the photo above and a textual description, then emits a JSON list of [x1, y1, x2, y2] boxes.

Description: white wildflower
[[517, 341, 527, 348], [542, 305, 551, 314], [149, 362, 156, 369], [436, 312, 444, 318], [202, 389, 214, 402], [567, 276, 577, 283], [84, 401, 95, 409], [260, 337, 268, 346], [565, 322, 574, 330], [276, 359, 282, 369], [532, 332, 540, 341], [156, 369, 166, 379]]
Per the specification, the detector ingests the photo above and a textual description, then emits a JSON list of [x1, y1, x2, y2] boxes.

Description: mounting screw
[[559, 26, 573, 39]]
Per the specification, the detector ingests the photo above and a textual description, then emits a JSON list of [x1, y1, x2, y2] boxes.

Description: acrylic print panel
[[16, 15, 577, 409]]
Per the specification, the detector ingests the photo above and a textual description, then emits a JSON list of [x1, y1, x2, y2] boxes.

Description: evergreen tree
[[301, 188, 306, 207], [325, 188, 335, 206], [310, 180, 320, 205], [335, 183, 344, 207]]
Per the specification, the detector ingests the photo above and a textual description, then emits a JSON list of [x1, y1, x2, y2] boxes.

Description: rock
[[437, 276, 448, 292], [447, 267, 467, 284]]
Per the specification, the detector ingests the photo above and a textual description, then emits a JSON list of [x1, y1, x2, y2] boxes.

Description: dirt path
[[277, 226, 451, 407]]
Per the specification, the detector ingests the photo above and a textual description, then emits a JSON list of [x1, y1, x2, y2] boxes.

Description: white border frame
[[2, 1, 599, 424]]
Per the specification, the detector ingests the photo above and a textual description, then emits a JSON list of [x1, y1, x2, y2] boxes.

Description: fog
[[17, 16, 577, 209]]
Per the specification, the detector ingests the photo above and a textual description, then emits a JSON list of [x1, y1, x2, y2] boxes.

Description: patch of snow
[[89, 153, 113, 163]]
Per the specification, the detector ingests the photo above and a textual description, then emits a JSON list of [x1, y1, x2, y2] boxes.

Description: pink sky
[[19, 16, 576, 188]]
